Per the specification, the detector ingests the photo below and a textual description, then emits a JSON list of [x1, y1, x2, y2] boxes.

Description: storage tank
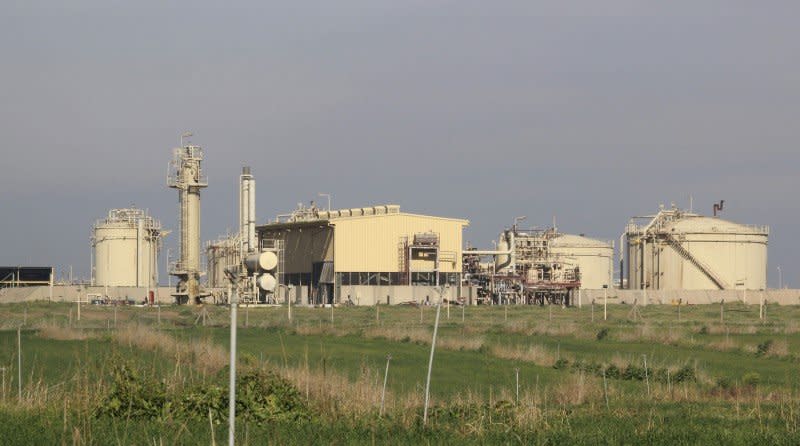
[[549, 234, 614, 289], [626, 208, 768, 290], [93, 208, 163, 288]]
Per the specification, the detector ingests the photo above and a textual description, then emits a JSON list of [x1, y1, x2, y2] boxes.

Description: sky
[[1, 1, 797, 287]]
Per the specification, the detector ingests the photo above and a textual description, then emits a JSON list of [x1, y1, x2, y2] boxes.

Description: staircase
[[665, 235, 729, 290]]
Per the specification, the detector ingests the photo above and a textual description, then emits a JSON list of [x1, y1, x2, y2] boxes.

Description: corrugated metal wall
[[332, 214, 466, 273]]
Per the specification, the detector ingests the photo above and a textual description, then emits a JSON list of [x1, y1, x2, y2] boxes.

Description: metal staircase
[[665, 234, 729, 290]]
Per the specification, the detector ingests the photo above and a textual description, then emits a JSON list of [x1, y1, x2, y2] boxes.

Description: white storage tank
[[549, 234, 614, 289], [93, 209, 163, 288], [626, 208, 768, 290]]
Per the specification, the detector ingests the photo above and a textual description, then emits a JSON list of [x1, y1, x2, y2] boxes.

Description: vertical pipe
[[249, 175, 256, 253], [228, 283, 237, 446], [239, 171, 244, 253], [642, 239, 648, 306]]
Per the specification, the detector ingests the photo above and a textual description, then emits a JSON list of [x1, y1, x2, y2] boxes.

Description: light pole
[[223, 268, 240, 446], [777, 266, 782, 289], [318, 193, 331, 211]]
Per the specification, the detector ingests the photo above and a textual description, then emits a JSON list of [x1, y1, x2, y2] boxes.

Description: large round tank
[[93, 209, 162, 288], [549, 234, 614, 289], [626, 213, 768, 290]]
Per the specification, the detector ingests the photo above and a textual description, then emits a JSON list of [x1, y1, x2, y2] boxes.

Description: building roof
[[258, 204, 469, 231]]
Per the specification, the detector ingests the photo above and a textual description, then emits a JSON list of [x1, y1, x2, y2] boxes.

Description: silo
[[93, 208, 163, 288], [626, 208, 768, 290], [549, 234, 614, 289]]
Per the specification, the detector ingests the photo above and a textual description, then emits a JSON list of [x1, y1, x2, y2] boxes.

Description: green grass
[[1, 301, 800, 444]]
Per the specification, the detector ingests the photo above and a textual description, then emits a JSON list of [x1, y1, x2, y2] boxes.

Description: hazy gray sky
[[1, 1, 797, 287]]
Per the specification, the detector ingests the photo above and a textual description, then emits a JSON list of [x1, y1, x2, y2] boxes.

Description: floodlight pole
[[224, 269, 240, 446]]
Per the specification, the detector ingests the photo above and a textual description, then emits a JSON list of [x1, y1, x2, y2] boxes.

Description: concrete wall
[[5, 285, 798, 307], [271, 284, 459, 306], [577, 288, 800, 306], [0, 285, 177, 304]]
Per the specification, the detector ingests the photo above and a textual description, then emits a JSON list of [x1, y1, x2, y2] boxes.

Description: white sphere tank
[[549, 234, 614, 289], [93, 209, 162, 288]]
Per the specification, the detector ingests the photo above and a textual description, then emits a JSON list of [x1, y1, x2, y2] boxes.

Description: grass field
[[0, 300, 799, 444]]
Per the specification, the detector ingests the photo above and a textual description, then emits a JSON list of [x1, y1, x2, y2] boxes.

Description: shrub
[[715, 376, 733, 390], [96, 364, 309, 423], [596, 328, 609, 341], [673, 365, 696, 383], [743, 372, 761, 387], [553, 359, 570, 370], [622, 364, 646, 381], [756, 340, 773, 357], [604, 364, 621, 380], [698, 326, 709, 335], [94, 362, 169, 419]]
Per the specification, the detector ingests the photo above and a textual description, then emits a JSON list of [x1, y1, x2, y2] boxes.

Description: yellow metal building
[[256, 204, 468, 305]]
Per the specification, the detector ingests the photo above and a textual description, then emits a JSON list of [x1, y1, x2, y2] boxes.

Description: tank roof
[[550, 233, 612, 248], [663, 216, 768, 234]]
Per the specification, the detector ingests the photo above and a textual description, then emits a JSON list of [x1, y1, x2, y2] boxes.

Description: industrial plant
[[0, 135, 789, 307], [464, 225, 614, 306]]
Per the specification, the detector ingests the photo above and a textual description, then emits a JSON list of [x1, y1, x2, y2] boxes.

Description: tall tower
[[168, 135, 208, 304], [239, 166, 256, 255]]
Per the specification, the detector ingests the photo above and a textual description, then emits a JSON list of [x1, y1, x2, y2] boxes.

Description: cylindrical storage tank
[[93, 209, 162, 288], [656, 217, 768, 290], [258, 273, 277, 291], [549, 234, 614, 289], [244, 251, 278, 273]]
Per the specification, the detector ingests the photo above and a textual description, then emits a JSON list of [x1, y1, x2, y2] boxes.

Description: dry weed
[[36, 325, 95, 341], [113, 325, 227, 375], [489, 343, 556, 366]]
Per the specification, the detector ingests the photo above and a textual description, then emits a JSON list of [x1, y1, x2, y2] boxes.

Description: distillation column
[[239, 166, 256, 255], [168, 141, 208, 304]]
